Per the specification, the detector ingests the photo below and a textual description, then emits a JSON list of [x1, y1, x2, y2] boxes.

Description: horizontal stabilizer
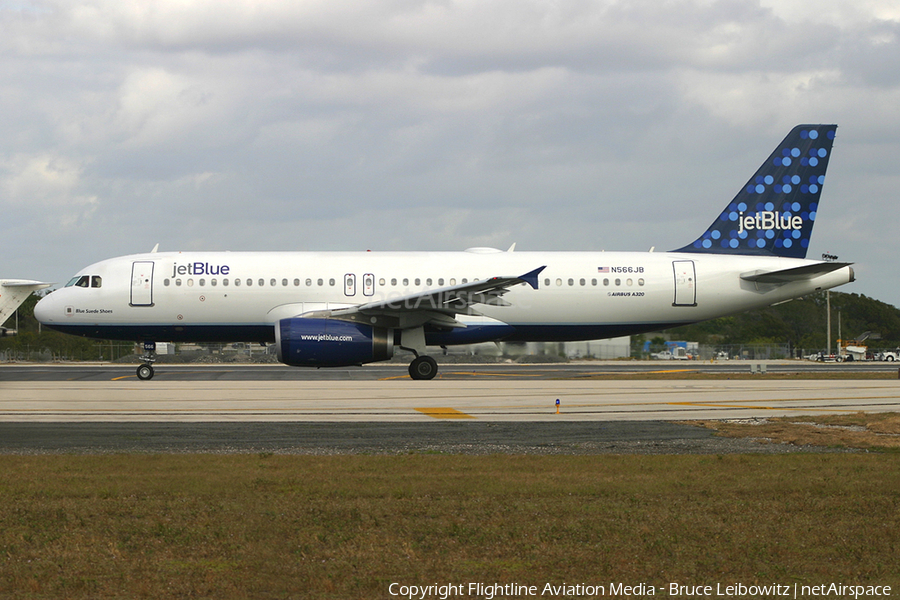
[[740, 262, 853, 284]]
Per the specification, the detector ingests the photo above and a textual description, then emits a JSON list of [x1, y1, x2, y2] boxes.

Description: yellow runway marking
[[444, 371, 547, 378], [668, 402, 778, 410], [666, 401, 890, 413], [378, 371, 546, 381], [414, 407, 475, 419]]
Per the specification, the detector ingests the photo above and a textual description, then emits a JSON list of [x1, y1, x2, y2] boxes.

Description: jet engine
[[276, 318, 393, 367]]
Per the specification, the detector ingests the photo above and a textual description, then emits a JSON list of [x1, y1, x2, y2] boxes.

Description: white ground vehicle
[[652, 347, 691, 360], [875, 350, 899, 362], [840, 345, 869, 362]]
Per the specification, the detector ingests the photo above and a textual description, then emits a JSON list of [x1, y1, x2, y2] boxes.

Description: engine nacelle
[[276, 318, 393, 367]]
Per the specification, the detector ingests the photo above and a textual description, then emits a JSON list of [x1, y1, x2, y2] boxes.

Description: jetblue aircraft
[[35, 124, 854, 380]]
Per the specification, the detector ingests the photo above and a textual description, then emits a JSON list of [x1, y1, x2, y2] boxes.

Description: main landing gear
[[137, 341, 157, 380], [408, 355, 438, 380], [402, 326, 439, 380]]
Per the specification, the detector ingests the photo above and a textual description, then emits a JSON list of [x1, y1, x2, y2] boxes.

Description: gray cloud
[[2, 0, 899, 308]]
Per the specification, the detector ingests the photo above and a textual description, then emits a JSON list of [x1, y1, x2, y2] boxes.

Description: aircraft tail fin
[[673, 124, 837, 259], [1, 280, 52, 333]]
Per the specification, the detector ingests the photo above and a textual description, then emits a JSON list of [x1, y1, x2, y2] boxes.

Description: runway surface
[[2, 378, 899, 422], [2, 359, 897, 381], [2, 362, 897, 453]]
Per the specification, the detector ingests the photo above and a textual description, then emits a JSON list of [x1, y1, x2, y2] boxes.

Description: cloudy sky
[[2, 0, 899, 308]]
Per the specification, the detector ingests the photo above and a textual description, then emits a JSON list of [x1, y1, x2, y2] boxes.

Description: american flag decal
[[597, 267, 609, 273]]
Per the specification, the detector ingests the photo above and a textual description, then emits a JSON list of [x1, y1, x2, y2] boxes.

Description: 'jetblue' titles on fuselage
[[737, 211, 803, 235], [171, 262, 231, 277]]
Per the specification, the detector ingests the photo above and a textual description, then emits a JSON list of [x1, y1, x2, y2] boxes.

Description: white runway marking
[[2, 380, 898, 422]]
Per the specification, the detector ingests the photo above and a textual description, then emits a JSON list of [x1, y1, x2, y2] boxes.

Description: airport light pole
[[822, 253, 839, 356]]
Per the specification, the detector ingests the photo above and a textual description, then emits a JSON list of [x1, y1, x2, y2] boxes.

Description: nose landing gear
[[136, 341, 157, 380], [136, 363, 155, 380]]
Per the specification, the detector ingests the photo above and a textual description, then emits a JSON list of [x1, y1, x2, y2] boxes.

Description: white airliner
[[1, 280, 52, 337], [35, 124, 854, 380]]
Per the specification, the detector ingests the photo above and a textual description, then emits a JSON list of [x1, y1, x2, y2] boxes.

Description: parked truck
[[839, 331, 875, 362]]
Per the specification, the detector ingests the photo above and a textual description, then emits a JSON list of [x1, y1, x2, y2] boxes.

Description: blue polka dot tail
[[673, 124, 837, 259]]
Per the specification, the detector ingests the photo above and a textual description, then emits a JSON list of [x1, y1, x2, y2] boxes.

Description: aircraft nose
[[34, 293, 56, 324]]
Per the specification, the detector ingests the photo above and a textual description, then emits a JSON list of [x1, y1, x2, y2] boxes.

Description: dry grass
[[2, 453, 900, 598], [690, 412, 900, 450], [568, 370, 899, 380]]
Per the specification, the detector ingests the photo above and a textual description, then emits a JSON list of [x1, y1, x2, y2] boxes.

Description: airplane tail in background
[[1, 280, 52, 334], [674, 124, 837, 259]]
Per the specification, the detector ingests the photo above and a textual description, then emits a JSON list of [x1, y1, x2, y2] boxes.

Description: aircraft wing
[[740, 262, 853, 284], [1, 280, 53, 329], [305, 266, 546, 329]]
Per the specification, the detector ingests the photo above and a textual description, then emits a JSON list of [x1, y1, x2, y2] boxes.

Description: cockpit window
[[65, 275, 101, 288]]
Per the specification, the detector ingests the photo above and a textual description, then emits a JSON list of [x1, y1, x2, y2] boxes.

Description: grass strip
[[2, 453, 899, 598], [564, 371, 900, 380], [689, 411, 900, 451]]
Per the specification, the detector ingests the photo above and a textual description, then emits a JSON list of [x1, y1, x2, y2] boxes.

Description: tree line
[[665, 291, 900, 351]]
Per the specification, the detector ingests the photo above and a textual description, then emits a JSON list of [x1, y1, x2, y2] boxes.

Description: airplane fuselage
[[35, 249, 854, 345]]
